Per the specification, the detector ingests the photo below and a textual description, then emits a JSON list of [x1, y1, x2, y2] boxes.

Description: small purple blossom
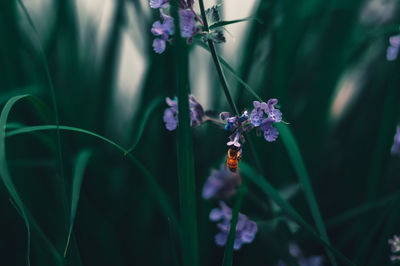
[[179, 9, 195, 38], [391, 125, 400, 155], [389, 235, 400, 262], [163, 97, 178, 131], [260, 118, 279, 142], [151, 12, 175, 54], [220, 111, 253, 148], [163, 95, 205, 130], [250, 99, 282, 142], [387, 34, 400, 61], [150, 0, 169, 9], [210, 201, 257, 250], [202, 165, 241, 199], [277, 243, 323, 266]]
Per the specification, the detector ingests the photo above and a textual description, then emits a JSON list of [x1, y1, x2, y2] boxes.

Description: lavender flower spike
[[151, 12, 174, 54], [202, 165, 241, 199], [391, 125, 400, 155], [210, 201, 257, 250]]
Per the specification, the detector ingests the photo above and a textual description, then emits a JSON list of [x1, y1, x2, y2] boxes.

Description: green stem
[[198, 0, 239, 116]]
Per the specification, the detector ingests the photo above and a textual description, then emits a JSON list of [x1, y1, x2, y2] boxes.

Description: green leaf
[[0, 95, 44, 266], [275, 123, 337, 265], [209, 17, 262, 30], [240, 162, 355, 266], [125, 96, 163, 155], [6, 124, 180, 234], [222, 185, 247, 266], [64, 149, 92, 257]]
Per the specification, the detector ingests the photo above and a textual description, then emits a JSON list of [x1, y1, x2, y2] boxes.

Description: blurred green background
[[0, 0, 400, 265]]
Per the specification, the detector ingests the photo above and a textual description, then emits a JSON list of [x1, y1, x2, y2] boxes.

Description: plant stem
[[198, 0, 239, 116]]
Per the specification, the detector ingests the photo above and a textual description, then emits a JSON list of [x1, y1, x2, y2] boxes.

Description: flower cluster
[[391, 125, 400, 155], [387, 34, 400, 61], [276, 243, 323, 266], [162, 96, 284, 148], [220, 99, 283, 148], [150, 1, 226, 53], [149, 0, 198, 54], [202, 165, 241, 199], [389, 235, 400, 262], [163, 95, 205, 131], [209, 201, 257, 250]]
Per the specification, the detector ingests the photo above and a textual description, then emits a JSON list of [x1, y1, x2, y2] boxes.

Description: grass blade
[[64, 149, 92, 257], [222, 185, 247, 266], [6, 124, 180, 232], [0, 94, 39, 266], [240, 162, 354, 266], [125, 96, 163, 155], [172, 1, 199, 265], [275, 123, 337, 265]]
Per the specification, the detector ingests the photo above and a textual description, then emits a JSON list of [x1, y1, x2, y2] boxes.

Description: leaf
[[64, 149, 92, 257], [125, 96, 163, 155], [0, 94, 49, 266], [6, 124, 180, 234], [240, 162, 355, 266], [209, 17, 262, 30]]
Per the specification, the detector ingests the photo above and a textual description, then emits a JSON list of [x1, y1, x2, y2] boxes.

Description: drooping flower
[[389, 235, 400, 262], [260, 118, 279, 142], [277, 243, 323, 266], [163, 95, 205, 130], [391, 125, 400, 155], [210, 201, 257, 250], [150, 0, 169, 9], [202, 165, 241, 199], [387, 34, 400, 61]]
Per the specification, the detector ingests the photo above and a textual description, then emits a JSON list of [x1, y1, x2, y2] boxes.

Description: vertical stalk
[[172, 2, 199, 266]]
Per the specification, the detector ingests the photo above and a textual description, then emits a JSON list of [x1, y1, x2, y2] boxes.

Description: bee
[[226, 146, 241, 173]]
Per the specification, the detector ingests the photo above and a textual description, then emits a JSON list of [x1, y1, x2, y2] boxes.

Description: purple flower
[[153, 38, 166, 54], [179, 9, 195, 38], [163, 95, 205, 130], [202, 166, 241, 199], [260, 118, 279, 142], [189, 94, 205, 127], [250, 99, 282, 126], [250, 99, 282, 142], [389, 235, 400, 262], [220, 111, 253, 148], [391, 125, 400, 155], [387, 34, 400, 61], [150, 0, 169, 9], [277, 243, 323, 266], [210, 202, 257, 250], [163, 97, 178, 130], [151, 12, 174, 54]]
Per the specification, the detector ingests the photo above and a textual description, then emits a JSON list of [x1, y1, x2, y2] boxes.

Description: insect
[[226, 146, 242, 173]]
